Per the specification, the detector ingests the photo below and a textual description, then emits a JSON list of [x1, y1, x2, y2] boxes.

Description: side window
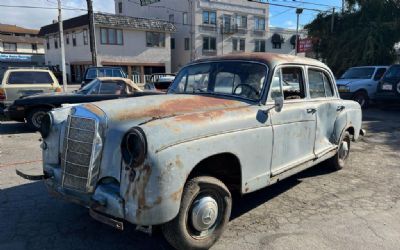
[[281, 67, 305, 100], [99, 81, 125, 95], [215, 72, 241, 94], [374, 68, 386, 81], [308, 69, 334, 98], [113, 69, 123, 77], [85, 69, 97, 80]]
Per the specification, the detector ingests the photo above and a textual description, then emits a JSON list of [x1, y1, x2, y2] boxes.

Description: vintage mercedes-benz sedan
[[20, 53, 364, 250]]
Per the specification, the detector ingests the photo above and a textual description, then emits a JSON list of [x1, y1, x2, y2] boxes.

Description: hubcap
[[191, 196, 219, 232], [396, 82, 400, 94], [354, 95, 366, 107], [339, 140, 349, 160]]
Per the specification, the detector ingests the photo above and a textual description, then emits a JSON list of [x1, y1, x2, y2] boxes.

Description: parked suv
[[375, 64, 400, 104], [0, 68, 61, 113], [336, 66, 388, 108], [18, 53, 364, 250], [81, 67, 127, 86]]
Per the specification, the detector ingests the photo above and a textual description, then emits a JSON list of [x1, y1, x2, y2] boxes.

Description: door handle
[[337, 105, 345, 112], [306, 108, 317, 114]]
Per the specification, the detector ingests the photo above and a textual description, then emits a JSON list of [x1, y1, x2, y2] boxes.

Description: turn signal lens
[[55, 87, 62, 93], [0, 88, 5, 100]]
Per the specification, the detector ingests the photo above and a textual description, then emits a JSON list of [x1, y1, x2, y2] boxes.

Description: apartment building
[[116, 0, 269, 71], [117, 0, 306, 72], [39, 13, 175, 82], [0, 24, 45, 75]]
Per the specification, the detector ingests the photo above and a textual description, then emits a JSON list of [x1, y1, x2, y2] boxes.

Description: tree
[[305, 0, 400, 76]]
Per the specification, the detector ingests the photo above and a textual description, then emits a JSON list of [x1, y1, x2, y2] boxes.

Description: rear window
[[7, 71, 53, 84], [85, 68, 124, 80]]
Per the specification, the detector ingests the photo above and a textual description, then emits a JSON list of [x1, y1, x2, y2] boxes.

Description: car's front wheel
[[27, 108, 50, 131], [329, 131, 351, 170], [162, 176, 232, 250]]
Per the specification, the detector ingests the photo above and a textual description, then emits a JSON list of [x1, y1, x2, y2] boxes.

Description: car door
[[368, 67, 387, 96], [269, 65, 317, 176], [307, 67, 342, 156]]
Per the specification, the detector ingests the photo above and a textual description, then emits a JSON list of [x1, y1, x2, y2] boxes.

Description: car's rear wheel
[[353, 91, 369, 109], [162, 176, 232, 250], [27, 108, 50, 131], [329, 131, 351, 170]]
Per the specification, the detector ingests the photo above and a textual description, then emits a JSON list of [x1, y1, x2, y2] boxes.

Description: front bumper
[[338, 92, 353, 100], [4, 106, 25, 121]]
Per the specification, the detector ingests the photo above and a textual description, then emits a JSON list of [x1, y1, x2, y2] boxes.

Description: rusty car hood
[[87, 94, 249, 124]]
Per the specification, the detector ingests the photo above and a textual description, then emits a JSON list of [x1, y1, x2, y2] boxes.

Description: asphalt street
[[0, 108, 399, 250]]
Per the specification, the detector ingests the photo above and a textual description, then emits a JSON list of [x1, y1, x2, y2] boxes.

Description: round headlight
[[40, 113, 52, 139], [121, 127, 147, 168]]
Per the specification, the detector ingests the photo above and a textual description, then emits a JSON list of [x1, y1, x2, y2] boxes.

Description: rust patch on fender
[[170, 187, 183, 202], [83, 103, 104, 117]]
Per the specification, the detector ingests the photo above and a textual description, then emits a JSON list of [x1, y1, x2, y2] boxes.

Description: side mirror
[[274, 96, 284, 112]]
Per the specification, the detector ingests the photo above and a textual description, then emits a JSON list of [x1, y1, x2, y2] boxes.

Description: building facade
[[0, 24, 45, 76], [117, 0, 306, 72], [39, 13, 175, 83]]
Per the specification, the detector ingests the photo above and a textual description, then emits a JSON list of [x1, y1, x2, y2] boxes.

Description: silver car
[[21, 53, 364, 250]]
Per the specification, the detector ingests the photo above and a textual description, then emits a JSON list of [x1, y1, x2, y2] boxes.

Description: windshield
[[169, 61, 268, 101], [78, 79, 99, 94], [383, 65, 400, 80], [340, 67, 375, 79], [85, 68, 125, 80]]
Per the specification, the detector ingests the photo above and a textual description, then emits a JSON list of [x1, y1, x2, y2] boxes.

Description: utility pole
[[295, 8, 303, 56], [58, 0, 67, 92], [331, 8, 335, 33], [86, 0, 97, 66]]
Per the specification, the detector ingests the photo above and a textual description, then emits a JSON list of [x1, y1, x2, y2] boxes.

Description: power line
[[271, 0, 341, 9], [0, 4, 87, 11]]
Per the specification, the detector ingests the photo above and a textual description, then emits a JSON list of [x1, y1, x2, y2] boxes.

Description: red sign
[[297, 38, 314, 53]]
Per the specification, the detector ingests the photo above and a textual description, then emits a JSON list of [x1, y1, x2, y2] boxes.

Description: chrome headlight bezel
[[121, 127, 147, 168]]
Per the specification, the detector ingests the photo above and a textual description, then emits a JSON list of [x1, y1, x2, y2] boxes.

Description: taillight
[[0, 88, 5, 100], [55, 87, 62, 93]]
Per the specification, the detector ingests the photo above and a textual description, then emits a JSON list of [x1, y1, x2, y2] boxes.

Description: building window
[[233, 38, 245, 52], [184, 38, 190, 50], [46, 38, 50, 50], [171, 38, 175, 49], [32, 43, 37, 52], [254, 16, 265, 31], [183, 12, 188, 25], [72, 32, 77, 46], [83, 29, 88, 45], [118, 2, 123, 14], [273, 42, 282, 49], [236, 15, 247, 29], [54, 37, 58, 49], [3, 42, 17, 52], [240, 39, 245, 51], [203, 36, 216, 51], [146, 32, 165, 47], [169, 14, 174, 24], [100, 28, 123, 45], [203, 10, 216, 25], [254, 40, 266, 52], [66, 33, 70, 45]]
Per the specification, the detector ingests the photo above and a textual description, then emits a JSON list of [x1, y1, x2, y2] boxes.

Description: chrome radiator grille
[[61, 116, 98, 192]]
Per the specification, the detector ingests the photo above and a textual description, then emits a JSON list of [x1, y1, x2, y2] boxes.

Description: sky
[[0, 0, 342, 30]]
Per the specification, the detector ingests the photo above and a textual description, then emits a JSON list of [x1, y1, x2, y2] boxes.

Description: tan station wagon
[[0, 68, 61, 110]]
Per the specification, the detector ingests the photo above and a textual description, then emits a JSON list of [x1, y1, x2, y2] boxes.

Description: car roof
[[96, 77, 142, 91], [86, 66, 122, 69], [192, 52, 327, 69], [6, 69, 52, 72]]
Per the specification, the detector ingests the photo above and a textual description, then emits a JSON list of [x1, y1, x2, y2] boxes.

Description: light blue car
[[336, 66, 388, 108]]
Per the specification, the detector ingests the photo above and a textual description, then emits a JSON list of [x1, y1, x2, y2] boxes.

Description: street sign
[[140, 0, 160, 6], [297, 38, 314, 53]]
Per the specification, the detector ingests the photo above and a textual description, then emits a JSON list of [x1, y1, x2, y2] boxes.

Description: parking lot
[[0, 107, 400, 250]]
